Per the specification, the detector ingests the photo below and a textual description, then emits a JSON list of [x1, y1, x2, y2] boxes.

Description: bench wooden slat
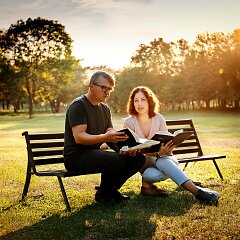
[[32, 149, 63, 157], [34, 157, 65, 165], [35, 170, 87, 177], [178, 155, 226, 163], [172, 148, 200, 155], [27, 133, 64, 140], [168, 127, 194, 133], [30, 142, 64, 148], [165, 119, 192, 125], [177, 142, 199, 148]]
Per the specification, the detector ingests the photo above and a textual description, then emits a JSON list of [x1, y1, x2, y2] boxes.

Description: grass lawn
[[0, 110, 240, 239]]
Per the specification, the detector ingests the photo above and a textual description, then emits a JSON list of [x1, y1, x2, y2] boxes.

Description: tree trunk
[[234, 99, 240, 109], [191, 100, 195, 110], [206, 100, 210, 109], [55, 98, 60, 113], [220, 99, 227, 109], [28, 96, 33, 118], [6, 100, 10, 110], [2, 100, 5, 110], [13, 102, 17, 113]]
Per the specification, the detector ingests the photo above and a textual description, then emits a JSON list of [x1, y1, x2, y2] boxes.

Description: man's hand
[[104, 130, 128, 143], [120, 147, 141, 156]]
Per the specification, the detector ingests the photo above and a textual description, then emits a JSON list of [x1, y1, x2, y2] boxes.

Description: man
[[64, 71, 146, 203]]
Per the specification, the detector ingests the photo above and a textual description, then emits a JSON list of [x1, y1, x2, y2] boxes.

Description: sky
[[1, 0, 240, 69]]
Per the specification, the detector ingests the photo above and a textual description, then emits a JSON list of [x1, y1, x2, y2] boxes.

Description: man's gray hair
[[90, 71, 115, 85]]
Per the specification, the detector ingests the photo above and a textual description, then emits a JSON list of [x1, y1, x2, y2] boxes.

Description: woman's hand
[[159, 140, 175, 156]]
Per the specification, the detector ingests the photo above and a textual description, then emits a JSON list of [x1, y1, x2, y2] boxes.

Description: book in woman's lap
[[114, 128, 193, 153]]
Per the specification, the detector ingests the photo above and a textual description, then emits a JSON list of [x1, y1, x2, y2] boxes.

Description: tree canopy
[[113, 30, 240, 112], [0, 17, 83, 117]]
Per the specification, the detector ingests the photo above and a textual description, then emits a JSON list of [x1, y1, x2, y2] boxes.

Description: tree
[[38, 56, 80, 113], [181, 32, 232, 109], [0, 17, 74, 117], [0, 51, 25, 112], [131, 38, 174, 76], [214, 34, 240, 109]]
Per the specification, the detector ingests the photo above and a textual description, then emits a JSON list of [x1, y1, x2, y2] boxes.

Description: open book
[[114, 128, 193, 153], [151, 129, 194, 146]]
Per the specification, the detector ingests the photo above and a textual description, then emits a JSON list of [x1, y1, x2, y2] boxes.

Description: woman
[[123, 86, 219, 205]]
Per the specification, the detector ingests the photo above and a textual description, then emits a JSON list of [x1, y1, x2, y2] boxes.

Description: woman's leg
[[155, 155, 190, 185], [154, 156, 219, 204], [154, 155, 198, 195], [181, 180, 199, 195], [142, 167, 168, 183], [141, 156, 168, 196]]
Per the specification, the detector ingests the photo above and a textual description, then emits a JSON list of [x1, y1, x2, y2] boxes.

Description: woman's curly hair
[[127, 86, 159, 118]]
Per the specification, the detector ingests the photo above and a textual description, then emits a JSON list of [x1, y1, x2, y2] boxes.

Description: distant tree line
[[111, 31, 240, 112], [1, 17, 240, 118]]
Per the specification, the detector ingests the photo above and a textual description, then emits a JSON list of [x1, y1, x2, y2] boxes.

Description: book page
[[172, 131, 193, 145], [120, 139, 160, 153], [118, 128, 140, 142], [154, 131, 173, 136], [173, 129, 184, 136], [155, 129, 184, 137], [127, 128, 140, 142]]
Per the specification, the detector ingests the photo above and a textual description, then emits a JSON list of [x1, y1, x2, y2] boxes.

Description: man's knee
[[134, 154, 146, 169], [109, 154, 126, 171]]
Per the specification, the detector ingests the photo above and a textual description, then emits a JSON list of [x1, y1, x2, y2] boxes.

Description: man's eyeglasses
[[94, 83, 114, 93]]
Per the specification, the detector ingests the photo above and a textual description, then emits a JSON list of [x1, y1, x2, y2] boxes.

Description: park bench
[[21, 119, 226, 211]]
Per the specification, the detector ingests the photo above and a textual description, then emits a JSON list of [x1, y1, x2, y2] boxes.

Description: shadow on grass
[[0, 190, 194, 240]]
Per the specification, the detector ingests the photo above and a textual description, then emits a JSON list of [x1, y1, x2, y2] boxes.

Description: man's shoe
[[95, 187, 129, 204], [112, 189, 130, 203], [195, 188, 219, 206], [141, 185, 168, 197], [95, 190, 113, 203]]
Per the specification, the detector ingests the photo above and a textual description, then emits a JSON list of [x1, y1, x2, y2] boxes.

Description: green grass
[[0, 110, 240, 239]]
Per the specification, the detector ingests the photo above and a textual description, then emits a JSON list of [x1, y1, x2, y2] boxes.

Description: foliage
[[0, 17, 82, 117], [125, 30, 240, 111], [1, 20, 240, 114], [0, 53, 24, 112], [38, 56, 81, 113]]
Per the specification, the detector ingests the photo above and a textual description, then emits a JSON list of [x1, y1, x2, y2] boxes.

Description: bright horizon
[[1, 0, 240, 69]]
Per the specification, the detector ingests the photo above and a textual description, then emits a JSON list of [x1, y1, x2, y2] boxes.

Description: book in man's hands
[[114, 128, 193, 153]]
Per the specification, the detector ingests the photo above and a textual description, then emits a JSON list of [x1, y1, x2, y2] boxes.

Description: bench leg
[[212, 159, 224, 180], [183, 162, 189, 171], [57, 176, 71, 212], [22, 165, 32, 200]]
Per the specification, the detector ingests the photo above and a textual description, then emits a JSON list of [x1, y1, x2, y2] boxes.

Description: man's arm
[[72, 125, 128, 145]]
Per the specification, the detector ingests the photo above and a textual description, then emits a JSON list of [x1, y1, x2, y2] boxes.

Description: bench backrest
[[22, 131, 65, 173], [22, 119, 203, 172], [166, 119, 203, 157]]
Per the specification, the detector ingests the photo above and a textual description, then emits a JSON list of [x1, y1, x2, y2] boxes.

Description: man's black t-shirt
[[64, 95, 113, 158]]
